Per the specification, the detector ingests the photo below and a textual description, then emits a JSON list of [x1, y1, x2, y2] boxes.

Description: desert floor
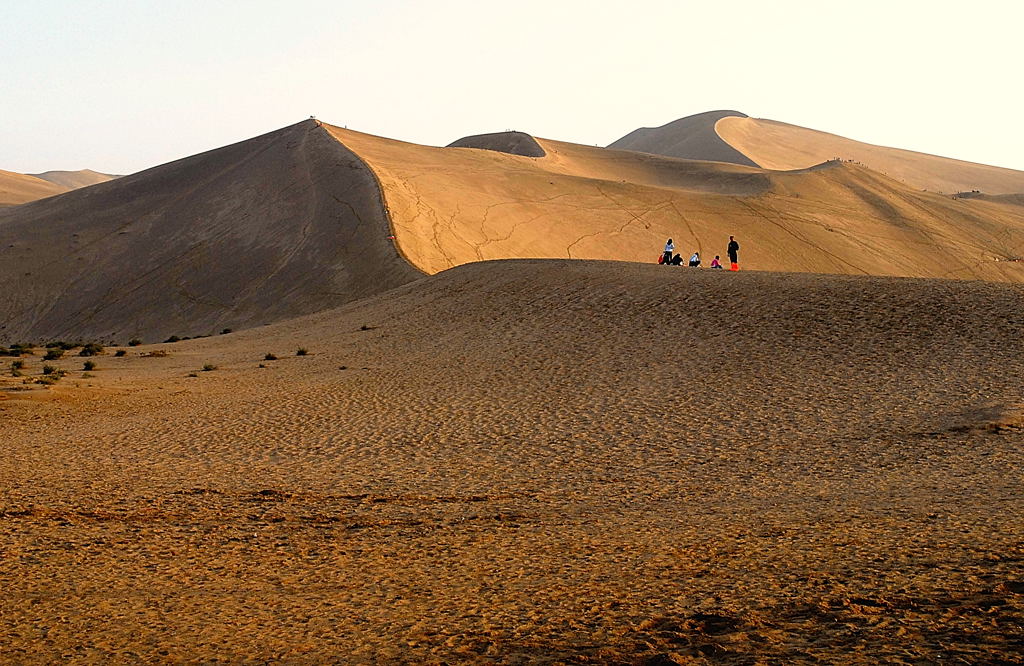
[[2, 261, 1023, 664]]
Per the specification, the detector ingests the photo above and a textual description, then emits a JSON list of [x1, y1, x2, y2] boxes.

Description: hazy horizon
[[2, 0, 1022, 175]]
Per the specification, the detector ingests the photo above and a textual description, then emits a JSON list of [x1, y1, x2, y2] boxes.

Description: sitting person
[[688, 252, 701, 267], [709, 255, 723, 269], [670, 253, 684, 265]]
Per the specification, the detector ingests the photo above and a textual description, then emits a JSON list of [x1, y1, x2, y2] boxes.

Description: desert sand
[[0, 169, 67, 207], [714, 116, 1024, 196], [328, 123, 1024, 281], [2, 115, 1024, 663], [608, 112, 1024, 196], [5, 120, 1024, 345], [2, 260, 1022, 663], [28, 169, 119, 190], [608, 111, 759, 167]]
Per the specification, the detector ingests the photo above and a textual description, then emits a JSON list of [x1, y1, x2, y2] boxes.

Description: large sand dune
[[0, 169, 67, 207], [4, 119, 1024, 344], [2, 260, 1021, 662], [328, 123, 1024, 282], [0, 120, 420, 344]]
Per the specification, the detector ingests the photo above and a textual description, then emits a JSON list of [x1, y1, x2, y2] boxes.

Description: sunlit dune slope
[[326, 124, 1024, 281], [608, 110, 758, 166], [715, 116, 1024, 195], [29, 169, 120, 190], [2, 260, 1022, 662], [0, 120, 419, 344], [0, 169, 67, 207]]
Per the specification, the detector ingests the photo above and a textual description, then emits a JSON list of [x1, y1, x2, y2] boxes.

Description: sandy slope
[[0, 169, 67, 207], [0, 120, 420, 344], [28, 169, 120, 190], [327, 124, 1024, 283], [1, 260, 1022, 663], [716, 116, 1024, 195], [608, 110, 758, 167]]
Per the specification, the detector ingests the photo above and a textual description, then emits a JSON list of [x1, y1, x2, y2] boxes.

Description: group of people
[[660, 236, 740, 271]]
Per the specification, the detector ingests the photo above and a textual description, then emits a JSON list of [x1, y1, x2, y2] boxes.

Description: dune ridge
[[714, 116, 1024, 195], [608, 110, 758, 166], [0, 120, 419, 344], [326, 123, 1024, 283]]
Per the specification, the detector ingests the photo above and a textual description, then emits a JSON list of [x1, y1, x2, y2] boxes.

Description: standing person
[[727, 235, 740, 271], [663, 239, 675, 266]]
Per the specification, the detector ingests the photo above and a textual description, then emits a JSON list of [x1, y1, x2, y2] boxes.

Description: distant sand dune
[[608, 109, 758, 166], [716, 116, 1024, 195], [29, 169, 120, 190], [447, 131, 546, 157], [0, 169, 66, 207]]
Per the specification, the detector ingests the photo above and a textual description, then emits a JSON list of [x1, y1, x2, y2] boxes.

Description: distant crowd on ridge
[[660, 236, 740, 271]]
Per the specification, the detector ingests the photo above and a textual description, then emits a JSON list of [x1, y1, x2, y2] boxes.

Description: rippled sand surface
[[2, 261, 1022, 663]]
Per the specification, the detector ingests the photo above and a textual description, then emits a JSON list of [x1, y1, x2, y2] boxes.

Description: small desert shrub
[[83, 360, 96, 371], [264, 353, 278, 361], [258, 363, 266, 368], [128, 338, 142, 347], [12, 360, 25, 370], [46, 341, 78, 351], [339, 365, 348, 370], [187, 372, 199, 378], [296, 348, 308, 356], [42, 364, 58, 375], [202, 363, 217, 372], [360, 325, 373, 331], [164, 335, 181, 344], [142, 350, 168, 358], [114, 349, 126, 357], [6, 343, 33, 356], [78, 343, 103, 357], [221, 328, 232, 335], [82, 372, 95, 378], [43, 349, 64, 360]]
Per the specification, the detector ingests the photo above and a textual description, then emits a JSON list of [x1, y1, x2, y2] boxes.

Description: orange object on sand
[[730, 262, 739, 271]]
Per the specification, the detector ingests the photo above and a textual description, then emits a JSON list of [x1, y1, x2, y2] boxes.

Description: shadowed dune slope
[[326, 124, 1024, 282], [607, 110, 759, 166], [716, 116, 1024, 195], [29, 169, 120, 190], [2, 260, 1022, 662], [0, 120, 420, 344], [447, 131, 546, 157], [0, 169, 67, 207]]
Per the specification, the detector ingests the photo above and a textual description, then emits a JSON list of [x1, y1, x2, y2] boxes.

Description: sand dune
[[5, 119, 1024, 345], [2, 259, 1021, 663], [0, 120, 419, 344], [609, 111, 1024, 195], [447, 131, 547, 157], [608, 110, 758, 166], [0, 169, 67, 207], [326, 123, 1024, 283], [28, 169, 120, 190]]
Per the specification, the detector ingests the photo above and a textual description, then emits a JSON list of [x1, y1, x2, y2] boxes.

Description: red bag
[[657, 255, 665, 265]]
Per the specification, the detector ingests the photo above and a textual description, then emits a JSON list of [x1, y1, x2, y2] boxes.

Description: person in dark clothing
[[670, 253, 683, 265], [727, 236, 740, 271]]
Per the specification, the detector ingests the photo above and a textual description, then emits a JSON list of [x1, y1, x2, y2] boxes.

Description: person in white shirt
[[688, 252, 701, 267], [662, 239, 674, 265]]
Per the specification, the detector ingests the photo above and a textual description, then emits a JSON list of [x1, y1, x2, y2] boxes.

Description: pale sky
[[2, 0, 1022, 175]]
